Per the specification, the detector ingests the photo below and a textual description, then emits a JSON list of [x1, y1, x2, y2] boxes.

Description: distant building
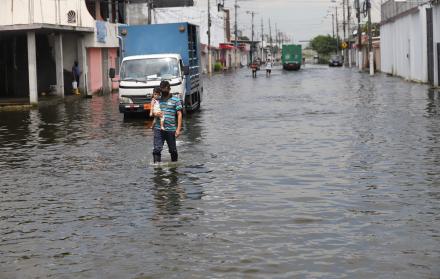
[[380, 0, 440, 86], [0, 0, 121, 104], [154, 4, 228, 72], [127, 0, 194, 8]]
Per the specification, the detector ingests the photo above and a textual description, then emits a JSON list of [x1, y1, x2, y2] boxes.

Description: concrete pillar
[[54, 33, 64, 97], [77, 36, 87, 95], [348, 49, 352, 68], [369, 51, 374, 76], [27, 32, 38, 104]]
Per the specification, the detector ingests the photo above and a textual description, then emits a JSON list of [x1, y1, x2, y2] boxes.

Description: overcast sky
[[198, 0, 382, 44]]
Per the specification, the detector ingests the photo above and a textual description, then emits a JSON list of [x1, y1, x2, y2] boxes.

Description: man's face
[[161, 86, 170, 94]]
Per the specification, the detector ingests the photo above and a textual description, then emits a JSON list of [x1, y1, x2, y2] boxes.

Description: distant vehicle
[[282, 44, 302, 71], [116, 22, 202, 116], [329, 55, 343, 67]]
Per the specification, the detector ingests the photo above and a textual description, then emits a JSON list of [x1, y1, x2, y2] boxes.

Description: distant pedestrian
[[152, 80, 183, 163], [251, 63, 258, 78], [72, 61, 81, 85], [266, 59, 272, 77], [150, 87, 165, 130]]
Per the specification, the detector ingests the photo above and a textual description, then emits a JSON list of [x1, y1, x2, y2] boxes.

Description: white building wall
[[0, 0, 94, 28], [433, 5, 440, 86], [83, 22, 119, 48], [381, 4, 440, 85], [154, 5, 226, 47]]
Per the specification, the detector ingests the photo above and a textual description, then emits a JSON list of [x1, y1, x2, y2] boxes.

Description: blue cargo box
[[119, 22, 199, 71]]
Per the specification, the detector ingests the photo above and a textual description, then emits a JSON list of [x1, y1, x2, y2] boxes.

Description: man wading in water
[[152, 80, 183, 163]]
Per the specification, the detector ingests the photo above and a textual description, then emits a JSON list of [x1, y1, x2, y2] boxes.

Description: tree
[[309, 35, 338, 55]]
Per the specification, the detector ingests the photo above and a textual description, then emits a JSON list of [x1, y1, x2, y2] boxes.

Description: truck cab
[[118, 54, 188, 114]]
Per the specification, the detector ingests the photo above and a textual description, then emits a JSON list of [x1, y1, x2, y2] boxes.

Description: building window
[[67, 10, 76, 23]]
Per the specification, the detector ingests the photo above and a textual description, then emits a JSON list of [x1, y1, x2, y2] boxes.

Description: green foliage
[[309, 35, 338, 55], [214, 62, 223, 72]]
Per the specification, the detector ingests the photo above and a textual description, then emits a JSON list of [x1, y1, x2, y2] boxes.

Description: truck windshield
[[120, 58, 180, 81]]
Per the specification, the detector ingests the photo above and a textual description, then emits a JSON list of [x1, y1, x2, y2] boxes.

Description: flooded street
[[1, 65, 440, 278]]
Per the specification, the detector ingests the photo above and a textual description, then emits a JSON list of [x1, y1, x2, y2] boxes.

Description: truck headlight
[[119, 96, 132, 104]]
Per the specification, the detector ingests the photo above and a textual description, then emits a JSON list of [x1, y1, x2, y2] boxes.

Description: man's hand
[[176, 110, 182, 138], [154, 111, 163, 118]]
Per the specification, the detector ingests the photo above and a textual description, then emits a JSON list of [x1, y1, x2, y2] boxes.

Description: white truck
[[116, 23, 203, 116]]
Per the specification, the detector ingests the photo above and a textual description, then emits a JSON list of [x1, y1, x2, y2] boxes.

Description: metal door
[[427, 8, 434, 85]]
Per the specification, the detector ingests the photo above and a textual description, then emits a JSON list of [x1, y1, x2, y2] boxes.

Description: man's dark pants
[[153, 128, 178, 162]]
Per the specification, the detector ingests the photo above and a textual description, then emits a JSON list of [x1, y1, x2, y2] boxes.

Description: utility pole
[[251, 12, 255, 64], [332, 13, 335, 39], [355, 0, 362, 70], [275, 23, 278, 60], [261, 17, 264, 61], [268, 18, 272, 56], [335, 6, 339, 54], [342, 0, 348, 66], [347, 0, 352, 67], [342, 0, 346, 46], [234, 0, 238, 68], [367, 0, 374, 75], [207, 0, 212, 74], [246, 11, 255, 64]]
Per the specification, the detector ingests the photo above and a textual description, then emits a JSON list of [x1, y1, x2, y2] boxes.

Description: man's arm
[[175, 110, 182, 138]]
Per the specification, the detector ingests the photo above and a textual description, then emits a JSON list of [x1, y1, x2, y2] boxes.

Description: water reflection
[[151, 166, 186, 224], [426, 89, 440, 117]]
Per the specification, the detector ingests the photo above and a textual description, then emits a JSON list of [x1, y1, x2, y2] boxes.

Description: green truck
[[282, 44, 302, 71]]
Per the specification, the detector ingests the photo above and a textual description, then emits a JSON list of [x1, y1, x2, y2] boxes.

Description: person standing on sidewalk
[[72, 61, 81, 94], [152, 80, 183, 163]]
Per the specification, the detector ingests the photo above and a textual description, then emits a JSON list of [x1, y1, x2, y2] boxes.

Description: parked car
[[329, 55, 343, 67]]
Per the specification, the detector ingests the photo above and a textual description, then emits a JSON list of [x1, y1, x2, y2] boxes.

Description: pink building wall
[[87, 48, 103, 94]]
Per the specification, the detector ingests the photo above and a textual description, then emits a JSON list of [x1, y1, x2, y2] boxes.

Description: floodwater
[[1, 65, 440, 279]]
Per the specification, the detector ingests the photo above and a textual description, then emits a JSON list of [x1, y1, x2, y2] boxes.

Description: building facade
[[0, 0, 120, 104], [124, 0, 237, 72], [381, 0, 440, 86]]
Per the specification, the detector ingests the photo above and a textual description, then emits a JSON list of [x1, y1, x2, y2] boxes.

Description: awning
[[219, 43, 235, 50]]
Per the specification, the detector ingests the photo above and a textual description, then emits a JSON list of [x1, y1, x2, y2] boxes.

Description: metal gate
[[427, 8, 434, 85]]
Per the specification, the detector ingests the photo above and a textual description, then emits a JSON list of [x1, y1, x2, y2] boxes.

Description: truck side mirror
[[109, 68, 116, 79], [183, 66, 190, 76]]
